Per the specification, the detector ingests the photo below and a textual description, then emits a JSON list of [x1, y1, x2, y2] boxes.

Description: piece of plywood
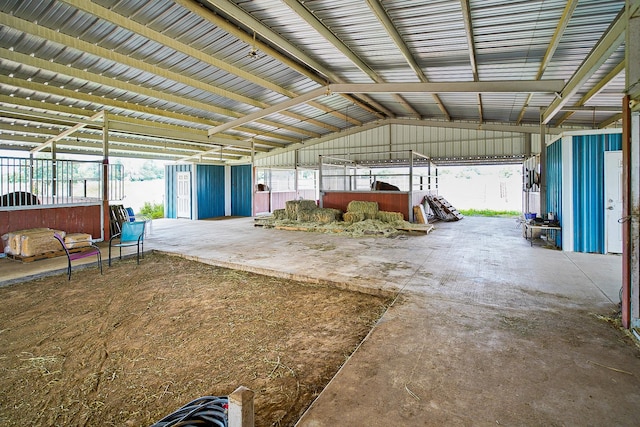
[[413, 205, 428, 224]]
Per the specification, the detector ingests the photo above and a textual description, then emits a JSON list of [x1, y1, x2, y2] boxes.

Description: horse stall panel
[[254, 192, 270, 215], [0, 205, 102, 239], [322, 191, 410, 220], [271, 191, 298, 212], [270, 190, 318, 212]]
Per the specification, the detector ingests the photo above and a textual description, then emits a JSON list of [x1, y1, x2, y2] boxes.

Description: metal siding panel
[[546, 139, 563, 248], [605, 133, 623, 151], [231, 164, 252, 216], [165, 164, 191, 219], [572, 135, 605, 253], [196, 165, 225, 219]]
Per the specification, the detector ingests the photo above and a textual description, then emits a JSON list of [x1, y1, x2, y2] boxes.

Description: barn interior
[[1, 0, 640, 426]]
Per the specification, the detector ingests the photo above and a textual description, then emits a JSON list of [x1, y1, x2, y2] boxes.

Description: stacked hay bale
[[285, 199, 317, 220], [346, 201, 378, 219], [273, 200, 341, 224], [1, 228, 66, 257], [344, 201, 404, 224]]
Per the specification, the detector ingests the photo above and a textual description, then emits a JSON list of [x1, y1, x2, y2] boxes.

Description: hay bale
[[376, 211, 404, 223], [273, 209, 288, 220], [285, 199, 317, 220], [343, 211, 365, 224], [297, 208, 341, 223], [297, 209, 316, 222], [20, 229, 65, 256], [64, 233, 93, 249], [313, 208, 342, 224], [346, 200, 378, 219]]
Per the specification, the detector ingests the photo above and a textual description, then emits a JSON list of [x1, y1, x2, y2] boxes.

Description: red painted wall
[[322, 191, 411, 220], [0, 205, 103, 239]]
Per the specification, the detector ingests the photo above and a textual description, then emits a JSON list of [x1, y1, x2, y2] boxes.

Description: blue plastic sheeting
[[231, 164, 252, 216], [546, 139, 563, 248], [196, 165, 225, 219], [165, 164, 192, 219], [572, 133, 622, 253]]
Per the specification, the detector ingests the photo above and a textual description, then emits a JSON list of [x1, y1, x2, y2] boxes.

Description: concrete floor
[[1, 216, 638, 426]]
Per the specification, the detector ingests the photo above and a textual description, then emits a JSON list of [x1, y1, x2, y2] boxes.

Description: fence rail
[[0, 157, 124, 208]]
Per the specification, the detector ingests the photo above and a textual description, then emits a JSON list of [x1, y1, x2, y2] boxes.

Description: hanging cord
[[618, 215, 633, 224]]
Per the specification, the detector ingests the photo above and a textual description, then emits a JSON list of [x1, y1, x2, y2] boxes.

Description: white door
[[176, 171, 191, 219], [604, 151, 623, 253]]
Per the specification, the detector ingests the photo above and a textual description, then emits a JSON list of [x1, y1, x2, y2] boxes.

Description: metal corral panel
[[572, 133, 622, 253], [546, 140, 563, 248], [165, 164, 192, 219], [231, 164, 252, 217], [196, 165, 225, 219]]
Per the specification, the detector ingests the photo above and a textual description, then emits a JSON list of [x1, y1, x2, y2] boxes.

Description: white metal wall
[[255, 124, 546, 168]]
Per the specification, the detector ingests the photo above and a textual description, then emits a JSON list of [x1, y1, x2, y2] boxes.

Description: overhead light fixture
[[247, 30, 259, 59]]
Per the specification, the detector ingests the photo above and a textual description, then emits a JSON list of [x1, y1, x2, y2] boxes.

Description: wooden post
[[228, 386, 254, 427]]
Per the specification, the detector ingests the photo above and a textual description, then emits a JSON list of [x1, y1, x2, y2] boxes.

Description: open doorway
[[436, 164, 522, 214]]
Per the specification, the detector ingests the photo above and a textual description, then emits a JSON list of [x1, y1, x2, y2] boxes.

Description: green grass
[[458, 208, 521, 218], [139, 201, 164, 219]]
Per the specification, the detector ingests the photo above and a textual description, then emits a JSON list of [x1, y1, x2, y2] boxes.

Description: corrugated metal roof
[[0, 0, 628, 162]]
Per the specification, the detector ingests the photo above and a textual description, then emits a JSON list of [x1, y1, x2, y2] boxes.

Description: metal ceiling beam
[[388, 118, 564, 135], [0, 122, 269, 156], [237, 120, 388, 164], [329, 81, 564, 94], [517, 0, 578, 125], [281, 0, 377, 85], [56, 0, 360, 132], [58, 0, 293, 98], [0, 75, 311, 144], [174, 0, 363, 127], [0, 12, 257, 108], [0, 101, 96, 126], [598, 113, 623, 128], [554, 60, 625, 125], [109, 120, 249, 148], [31, 110, 104, 154], [0, 95, 282, 150], [209, 80, 564, 136], [542, 8, 626, 124], [0, 75, 220, 127], [366, 0, 450, 120], [209, 87, 327, 136], [200, 0, 393, 118], [0, 48, 241, 119], [0, 46, 325, 139], [460, 0, 483, 123], [283, 0, 420, 119]]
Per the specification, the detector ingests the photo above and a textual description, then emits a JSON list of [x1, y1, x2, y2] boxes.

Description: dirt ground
[[0, 253, 392, 427]]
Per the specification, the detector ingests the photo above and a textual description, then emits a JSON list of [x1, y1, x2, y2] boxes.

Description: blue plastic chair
[[108, 221, 146, 266], [126, 207, 136, 222], [53, 233, 102, 280]]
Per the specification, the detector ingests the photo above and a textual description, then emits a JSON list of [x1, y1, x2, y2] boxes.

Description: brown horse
[[371, 181, 400, 191], [1, 191, 40, 207]]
